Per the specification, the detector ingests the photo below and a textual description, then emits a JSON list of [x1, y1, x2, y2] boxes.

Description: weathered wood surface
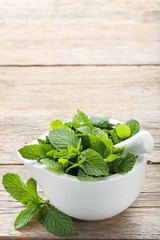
[[0, 0, 160, 64], [0, 66, 159, 164]]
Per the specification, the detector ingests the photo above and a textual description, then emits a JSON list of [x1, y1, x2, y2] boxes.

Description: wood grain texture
[[0, 0, 159, 64], [0, 165, 160, 239], [0, 66, 159, 164]]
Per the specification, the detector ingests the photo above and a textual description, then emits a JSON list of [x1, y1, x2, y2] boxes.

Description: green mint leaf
[[48, 129, 79, 151], [65, 157, 86, 173], [113, 152, 137, 173], [77, 169, 99, 181], [58, 158, 69, 170], [26, 178, 43, 204], [102, 129, 110, 134], [98, 134, 113, 147], [73, 109, 93, 128], [77, 126, 92, 135], [80, 149, 109, 176], [64, 121, 72, 128], [18, 144, 53, 160], [72, 117, 80, 129], [109, 130, 120, 144], [46, 149, 58, 158], [113, 146, 125, 156], [2, 174, 43, 205], [39, 202, 74, 237], [106, 154, 120, 163], [92, 127, 107, 137], [14, 201, 40, 229], [77, 126, 105, 138], [2, 173, 31, 205], [104, 147, 113, 158], [47, 147, 78, 160], [116, 124, 131, 139], [126, 119, 140, 137], [90, 115, 109, 129], [50, 119, 70, 130], [37, 139, 46, 145], [76, 138, 83, 152], [79, 134, 107, 158], [40, 158, 64, 173]]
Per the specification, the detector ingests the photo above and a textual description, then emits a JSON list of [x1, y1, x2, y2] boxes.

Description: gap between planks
[[0, 64, 160, 67]]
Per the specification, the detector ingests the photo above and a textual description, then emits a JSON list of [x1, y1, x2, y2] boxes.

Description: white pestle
[[114, 130, 154, 155]]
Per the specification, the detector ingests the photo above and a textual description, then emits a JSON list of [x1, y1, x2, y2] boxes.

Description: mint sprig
[[39, 202, 74, 237], [2, 173, 73, 237]]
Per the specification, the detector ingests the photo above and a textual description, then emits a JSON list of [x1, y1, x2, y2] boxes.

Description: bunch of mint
[[18, 109, 140, 179], [2, 110, 140, 236], [2, 173, 73, 237]]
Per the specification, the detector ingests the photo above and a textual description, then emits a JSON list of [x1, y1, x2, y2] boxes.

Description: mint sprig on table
[[18, 109, 139, 178], [2, 173, 73, 237]]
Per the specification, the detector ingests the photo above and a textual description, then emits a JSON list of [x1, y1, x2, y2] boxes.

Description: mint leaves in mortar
[[3, 109, 140, 237]]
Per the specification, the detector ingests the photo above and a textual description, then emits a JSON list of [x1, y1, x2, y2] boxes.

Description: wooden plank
[[0, 66, 159, 111], [0, 165, 160, 239], [0, 1, 159, 64], [0, 66, 159, 163], [0, 165, 160, 193], [0, 205, 159, 239]]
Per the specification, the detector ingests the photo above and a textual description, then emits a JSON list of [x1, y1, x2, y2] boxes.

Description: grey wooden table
[[0, 0, 160, 239]]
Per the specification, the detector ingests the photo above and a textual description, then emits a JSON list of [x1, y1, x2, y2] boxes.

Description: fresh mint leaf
[[37, 139, 46, 145], [40, 158, 64, 173], [113, 152, 136, 173], [64, 121, 72, 128], [50, 119, 70, 130], [98, 134, 113, 147], [106, 154, 120, 163], [65, 157, 86, 173], [3, 173, 31, 205], [113, 146, 125, 156], [90, 115, 109, 129], [38, 136, 50, 145], [76, 138, 83, 152], [46, 146, 79, 160], [48, 129, 79, 151], [18, 144, 53, 160], [109, 130, 120, 144], [79, 134, 107, 158], [46, 149, 58, 158], [58, 158, 69, 170], [80, 149, 109, 176], [77, 126, 92, 135], [72, 117, 80, 130], [77, 169, 99, 181], [116, 124, 131, 139], [126, 119, 140, 137], [39, 202, 74, 237], [73, 109, 93, 128], [26, 178, 43, 204], [77, 126, 105, 137], [14, 201, 40, 229], [92, 127, 107, 137]]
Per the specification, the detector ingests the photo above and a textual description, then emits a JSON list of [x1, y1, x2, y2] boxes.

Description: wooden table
[[0, 1, 160, 239]]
